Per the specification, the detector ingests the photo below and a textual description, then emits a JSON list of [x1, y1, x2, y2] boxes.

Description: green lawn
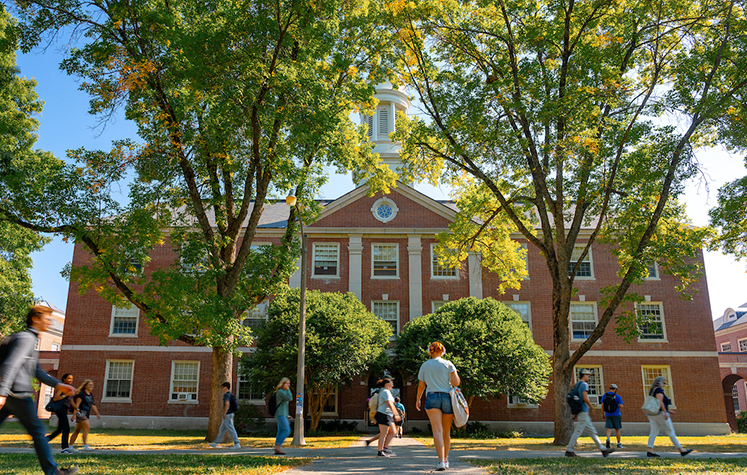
[[469, 458, 747, 474], [0, 453, 308, 475]]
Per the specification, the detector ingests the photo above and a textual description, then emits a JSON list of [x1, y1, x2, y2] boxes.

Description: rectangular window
[[51, 343, 59, 352], [506, 391, 537, 407], [321, 387, 338, 415], [574, 366, 604, 406], [568, 245, 593, 278], [242, 301, 269, 329], [313, 243, 339, 277], [170, 361, 199, 401], [43, 385, 54, 408], [378, 108, 389, 136], [110, 304, 139, 336], [372, 244, 398, 278], [104, 360, 134, 400], [570, 303, 597, 340], [641, 365, 674, 406], [432, 301, 447, 312], [740, 339, 747, 352], [237, 364, 263, 402], [646, 260, 659, 279], [372, 301, 399, 334], [722, 342, 733, 352], [504, 302, 532, 331], [733, 384, 740, 412], [431, 244, 458, 278], [637, 302, 666, 340]]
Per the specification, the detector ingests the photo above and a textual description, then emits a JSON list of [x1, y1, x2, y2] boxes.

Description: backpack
[[566, 381, 584, 415], [268, 392, 278, 417], [368, 391, 379, 422], [229, 393, 240, 413], [602, 393, 618, 413]]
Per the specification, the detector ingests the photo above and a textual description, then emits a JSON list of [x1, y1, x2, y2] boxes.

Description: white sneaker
[[208, 442, 218, 449], [82, 445, 91, 450], [445, 459, 450, 469], [436, 461, 446, 471], [231, 444, 241, 449]]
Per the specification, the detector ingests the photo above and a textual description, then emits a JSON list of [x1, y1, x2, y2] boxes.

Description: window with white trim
[[372, 244, 398, 278], [237, 363, 263, 402], [740, 339, 747, 352], [568, 245, 593, 278], [170, 361, 199, 401], [242, 301, 269, 329], [641, 365, 674, 405], [313, 243, 339, 277], [316, 386, 338, 415], [104, 360, 134, 400], [645, 260, 659, 279], [504, 301, 532, 331], [431, 244, 458, 278], [51, 343, 59, 352], [378, 108, 389, 136], [507, 391, 538, 408], [721, 342, 732, 352], [43, 385, 54, 408], [570, 302, 597, 340], [636, 302, 666, 341], [432, 301, 447, 312], [733, 384, 740, 412], [372, 301, 399, 334], [110, 304, 139, 336], [574, 365, 604, 406]]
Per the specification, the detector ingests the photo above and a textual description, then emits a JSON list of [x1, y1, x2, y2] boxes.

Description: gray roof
[[714, 310, 747, 332]]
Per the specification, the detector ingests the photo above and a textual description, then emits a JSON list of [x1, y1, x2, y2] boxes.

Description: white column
[[408, 235, 423, 320], [468, 252, 483, 298], [348, 235, 363, 300], [389, 101, 396, 136]]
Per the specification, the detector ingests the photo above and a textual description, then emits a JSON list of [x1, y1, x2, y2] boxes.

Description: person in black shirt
[[69, 379, 101, 450], [208, 382, 241, 449], [47, 373, 75, 453]]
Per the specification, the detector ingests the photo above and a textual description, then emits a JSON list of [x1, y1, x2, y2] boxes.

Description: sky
[[14, 43, 747, 320]]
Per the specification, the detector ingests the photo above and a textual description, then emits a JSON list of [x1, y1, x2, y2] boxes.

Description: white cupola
[[361, 82, 411, 178]]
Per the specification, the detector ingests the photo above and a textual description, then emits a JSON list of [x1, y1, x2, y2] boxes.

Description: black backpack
[[602, 393, 618, 413], [229, 393, 240, 413], [268, 392, 278, 416], [566, 381, 584, 415]]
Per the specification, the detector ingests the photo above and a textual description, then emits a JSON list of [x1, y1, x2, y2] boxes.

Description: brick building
[[714, 304, 747, 431], [56, 84, 729, 435]]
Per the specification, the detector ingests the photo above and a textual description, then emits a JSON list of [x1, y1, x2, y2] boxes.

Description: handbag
[[641, 395, 661, 415], [45, 397, 64, 413], [450, 387, 470, 428]]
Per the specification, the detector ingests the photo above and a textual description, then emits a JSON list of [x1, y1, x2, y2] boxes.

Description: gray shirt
[[0, 328, 61, 397], [418, 357, 456, 393], [377, 388, 394, 416]]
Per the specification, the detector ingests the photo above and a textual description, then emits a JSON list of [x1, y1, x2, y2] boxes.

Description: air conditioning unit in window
[[174, 393, 195, 401], [588, 394, 600, 405]]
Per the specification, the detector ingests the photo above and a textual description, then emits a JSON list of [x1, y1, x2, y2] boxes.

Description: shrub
[[737, 411, 747, 433], [233, 403, 266, 435], [315, 419, 359, 433]]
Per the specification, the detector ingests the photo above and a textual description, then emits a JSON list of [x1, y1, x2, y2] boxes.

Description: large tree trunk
[[206, 346, 233, 441], [553, 362, 574, 445], [552, 270, 574, 445]]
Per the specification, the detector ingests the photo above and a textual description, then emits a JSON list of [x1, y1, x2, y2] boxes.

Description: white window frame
[[372, 301, 400, 335], [733, 384, 740, 412], [51, 343, 59, 352], [739, 338, 747, 353], [430, 244, 458, 279], [432, 301, 448, 313], [236, 363, 265, 404], [636, 302, 668, 342], [645, 260, 660, 280], [504, 301, 532, 333], [568, 245, 594, 279], [102, 359, 134, 403], [312, 243, 340, 278], [574, 365, 604, 407], [570, 302, 598, 341], [109, 304, 140, 338], [371, 243, 399, 279], [507, 391, 539, 408], [169, 361, 200, 404], [721, 342, 733, 352], [319, 386, 339, 416], [242, 301, 269, 329], [641, 365, 675, 409]]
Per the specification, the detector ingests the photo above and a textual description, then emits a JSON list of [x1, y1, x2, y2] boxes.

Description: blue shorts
[[425, 392, 453, 414]]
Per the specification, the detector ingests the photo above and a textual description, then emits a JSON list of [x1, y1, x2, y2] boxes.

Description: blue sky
[[15, 45, 747, 320]]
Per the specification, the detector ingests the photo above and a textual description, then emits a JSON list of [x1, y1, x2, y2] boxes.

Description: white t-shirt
[[377, 388, 394, 416], [418, 357, 457, 393]]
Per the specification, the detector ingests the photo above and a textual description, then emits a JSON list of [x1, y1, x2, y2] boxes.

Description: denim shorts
[[424, 392, 453, 414]]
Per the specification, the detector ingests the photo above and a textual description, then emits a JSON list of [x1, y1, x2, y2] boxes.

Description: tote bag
[[450, 387, 470, 428], [641, 395, 661, 416]]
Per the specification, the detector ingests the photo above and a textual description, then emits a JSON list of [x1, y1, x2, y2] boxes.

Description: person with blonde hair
[[69, 379, 100, 450], [646, 376, 692, 457], [415, 342, 459, 471], [273, 377, 293, 454]]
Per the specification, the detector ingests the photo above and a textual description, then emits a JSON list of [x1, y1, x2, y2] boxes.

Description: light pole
[[286, 193, 307, 446]]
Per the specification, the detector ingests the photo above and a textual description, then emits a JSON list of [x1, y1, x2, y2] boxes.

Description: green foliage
[[233, 403, 266, 435], [394, 297, 550, 404], [710, 174, 747, 263], [314, 419, 359, 434], [737, 411, 747, 434], [243, 288, 392, 430]]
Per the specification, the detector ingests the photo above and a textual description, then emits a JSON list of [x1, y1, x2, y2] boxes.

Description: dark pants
[[0, 396, 59, 474], [48, 408, 70, 449]]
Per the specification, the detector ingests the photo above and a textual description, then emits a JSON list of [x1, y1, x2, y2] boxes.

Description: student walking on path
[[69, 380, 101, 450], [273, 377, 293, 455], [646, 376, 693, 457], [565, 369, 614, 458], [47, 373, 74, 453], [209, 382, 241, 449], [374, 378, 401, 458], [0, 305, 79, 475], [394, 397, 406, 438], [416, 341, 460, 471], [603, 383, 625, 449]]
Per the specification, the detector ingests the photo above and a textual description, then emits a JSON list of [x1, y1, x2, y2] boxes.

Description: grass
[[0, 421, 359, 450], [469, 458, 747, 474], [411, 433, 747, 453], [0, 453, 308, 475]]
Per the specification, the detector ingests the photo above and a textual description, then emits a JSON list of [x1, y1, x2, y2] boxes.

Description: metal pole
[[292, 211, 307, 445]]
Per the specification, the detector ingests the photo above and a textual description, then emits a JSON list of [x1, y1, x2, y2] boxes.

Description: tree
[[0, 6, 50, 336], [3, 0, 395, 438], [388, 0, 745, 443], [394, 297, 550, 407], [710, 172, 747, 261], [243, 288, 392, 431]]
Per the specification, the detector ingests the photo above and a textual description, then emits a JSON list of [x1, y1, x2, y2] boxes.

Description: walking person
[[69, 380, 101, 450], [374, 378, 401, 458], [565, 369, 614, 457], [394, 397, 406, 438], [415, 341, 459, 471], [0, 304, 79, 475], [603, 383, 625, 449], [646, 376, 693, 457], [272, 377, 293, 455], [209, 382, 241, 449], [47, 373, 75, 453]]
